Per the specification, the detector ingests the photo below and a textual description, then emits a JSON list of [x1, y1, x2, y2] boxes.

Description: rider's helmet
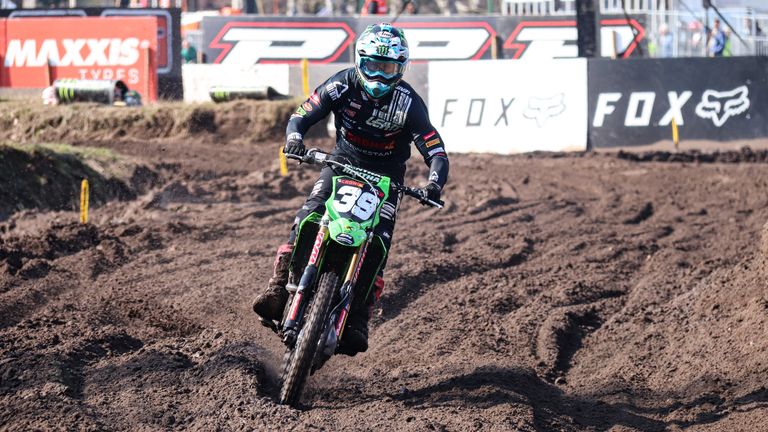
[[354, 23, 409, 99]]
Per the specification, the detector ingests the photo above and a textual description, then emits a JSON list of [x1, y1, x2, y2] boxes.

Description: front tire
[[278, 271, 338, 406]]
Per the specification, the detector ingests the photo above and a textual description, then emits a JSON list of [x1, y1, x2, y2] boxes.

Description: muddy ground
[[1, 102, 767, 431]]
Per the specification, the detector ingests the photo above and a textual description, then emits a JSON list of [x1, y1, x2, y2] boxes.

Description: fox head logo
[[523, 94, 566, 127], [695, 85, 750, 127]]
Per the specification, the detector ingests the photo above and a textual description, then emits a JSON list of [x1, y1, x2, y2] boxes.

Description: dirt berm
[[1, 102, 767, 431], [0, 99, 297, 144]]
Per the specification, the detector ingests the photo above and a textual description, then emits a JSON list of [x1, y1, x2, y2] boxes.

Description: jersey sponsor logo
[[397, 22, 496, 60], [694, 86, 750, 127], [365, 88, 412, 131], [350, 101, 362, 109], [428, 147, 446, 157], [503, 19, 645, 59], [523, 94, 566, 127], [302, 101, 314, 112], [207, 22, 355, 64], [327, 81, 349, 100], [592, 87, 751, 128], [425, 138, 442, 148], [344, 129, 395, 151]]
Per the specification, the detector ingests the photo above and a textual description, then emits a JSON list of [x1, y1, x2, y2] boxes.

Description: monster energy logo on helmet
[[354, 22, 410, 99]]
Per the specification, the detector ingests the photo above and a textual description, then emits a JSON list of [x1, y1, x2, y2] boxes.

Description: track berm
[[1, 100, 767, 431]]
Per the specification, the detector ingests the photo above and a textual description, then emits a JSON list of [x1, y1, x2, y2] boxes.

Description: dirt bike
[[264, 148, 443, 406]]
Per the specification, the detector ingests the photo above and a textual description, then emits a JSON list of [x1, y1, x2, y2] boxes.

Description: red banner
[[0, 17, 158, 102]]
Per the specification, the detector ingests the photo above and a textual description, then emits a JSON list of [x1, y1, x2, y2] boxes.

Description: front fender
[[328, 218, 367, 247]]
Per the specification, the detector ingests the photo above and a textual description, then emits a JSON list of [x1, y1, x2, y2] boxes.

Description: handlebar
[[285, 148, 444, 209]]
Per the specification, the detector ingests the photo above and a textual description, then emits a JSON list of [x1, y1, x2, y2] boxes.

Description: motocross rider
[[252, 23, 449, 355]]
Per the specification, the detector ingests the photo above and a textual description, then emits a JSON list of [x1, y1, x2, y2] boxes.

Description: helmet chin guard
[[354, 23, 409, 99]]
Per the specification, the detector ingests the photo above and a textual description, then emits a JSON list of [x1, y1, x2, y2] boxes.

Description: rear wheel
[[278, 271, 338, 406]]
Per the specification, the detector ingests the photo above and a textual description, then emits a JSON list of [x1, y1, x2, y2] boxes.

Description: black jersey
[[286, 68, 448, 188]]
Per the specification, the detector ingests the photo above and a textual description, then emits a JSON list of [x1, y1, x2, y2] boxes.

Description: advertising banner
[[429, 59, 588, 154], [588, 57, 768, 148], [0, 17, 158, 101], [201, 15, 646, 64], [1, 8, 182, 99], [201, 16, 502, 65], [499, 16, 645, 60]]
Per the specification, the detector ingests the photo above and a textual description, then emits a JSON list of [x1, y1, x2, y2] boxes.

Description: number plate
[[332, 178, 381, 223]]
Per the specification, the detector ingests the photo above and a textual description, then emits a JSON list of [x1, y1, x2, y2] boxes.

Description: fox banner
[[588, 57, 768, 148], [0, 17, 158, 102], [429, 59, 588, 154]]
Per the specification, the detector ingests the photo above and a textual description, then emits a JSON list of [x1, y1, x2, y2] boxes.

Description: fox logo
[[523, 94, 566, 127], [695, 86, 750, 127]]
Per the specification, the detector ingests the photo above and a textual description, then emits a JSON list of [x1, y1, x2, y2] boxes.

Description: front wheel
[[278, 271, 338, 406]]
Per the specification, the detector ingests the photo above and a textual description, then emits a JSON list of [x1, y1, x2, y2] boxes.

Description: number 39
[[334, 185, 378, 220]]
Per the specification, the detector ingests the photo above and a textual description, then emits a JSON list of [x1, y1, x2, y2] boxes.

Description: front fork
[[282, 217, 329, 346], [281, 215, 373, 352]]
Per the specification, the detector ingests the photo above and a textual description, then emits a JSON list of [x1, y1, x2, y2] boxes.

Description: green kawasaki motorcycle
[[268, 149, 443, 406]]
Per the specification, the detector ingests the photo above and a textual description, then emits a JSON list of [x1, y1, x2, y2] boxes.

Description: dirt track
[[1, 109, 768, 431]]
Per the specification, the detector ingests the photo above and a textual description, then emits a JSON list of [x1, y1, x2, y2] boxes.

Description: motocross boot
[[339, 275, 384, 356], [252, 244, 293, 323]]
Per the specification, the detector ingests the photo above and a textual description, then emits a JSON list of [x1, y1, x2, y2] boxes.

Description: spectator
[[723, 27, 733, 56], [402, 0, 417, 14], [658, 23, 674, 57], [360, 0, 386, 15], [709, 18, 727, 57], [181, 39, 198, 64]]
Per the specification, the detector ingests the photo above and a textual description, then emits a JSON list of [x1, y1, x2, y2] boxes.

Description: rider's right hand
[[284, 134, 306, 157]]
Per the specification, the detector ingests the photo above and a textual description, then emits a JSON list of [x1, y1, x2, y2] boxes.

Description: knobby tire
[[278, 271, 338, 406]]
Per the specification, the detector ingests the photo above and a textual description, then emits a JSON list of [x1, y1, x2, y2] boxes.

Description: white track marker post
[[672, 117, 680, 151], [301, 58, 310, 98], [80, 179, 89, 224]]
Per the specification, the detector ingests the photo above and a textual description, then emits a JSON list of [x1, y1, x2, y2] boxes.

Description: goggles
[[359, 57, 404, 80]]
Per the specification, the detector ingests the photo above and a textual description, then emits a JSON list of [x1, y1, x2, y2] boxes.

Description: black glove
[[283, 135, 305, 157], [421, 182, 442, 204]]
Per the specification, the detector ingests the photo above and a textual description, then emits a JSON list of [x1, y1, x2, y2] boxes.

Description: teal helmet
[[354, 23, 409, 99]]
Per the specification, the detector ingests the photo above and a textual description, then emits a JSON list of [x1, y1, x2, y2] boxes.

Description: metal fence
[[644, 9, 768, 57], [502, 0, 674, 16], [501, 1, 768, 57]]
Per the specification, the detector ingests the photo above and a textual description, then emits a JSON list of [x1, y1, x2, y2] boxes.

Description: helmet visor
[[359, 57, 404, 81]]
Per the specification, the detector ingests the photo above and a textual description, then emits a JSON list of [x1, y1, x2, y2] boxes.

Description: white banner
[[428, 59, 588, 154], [182, 64, 290, 102]]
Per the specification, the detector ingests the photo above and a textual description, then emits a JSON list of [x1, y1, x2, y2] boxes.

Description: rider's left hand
[[421, 182, 442, 204]]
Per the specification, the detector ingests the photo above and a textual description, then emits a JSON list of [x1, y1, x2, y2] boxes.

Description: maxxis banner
[[0, 8, 181, 99], [588, 57, 768, 148], [0, 17, 159, 102]]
